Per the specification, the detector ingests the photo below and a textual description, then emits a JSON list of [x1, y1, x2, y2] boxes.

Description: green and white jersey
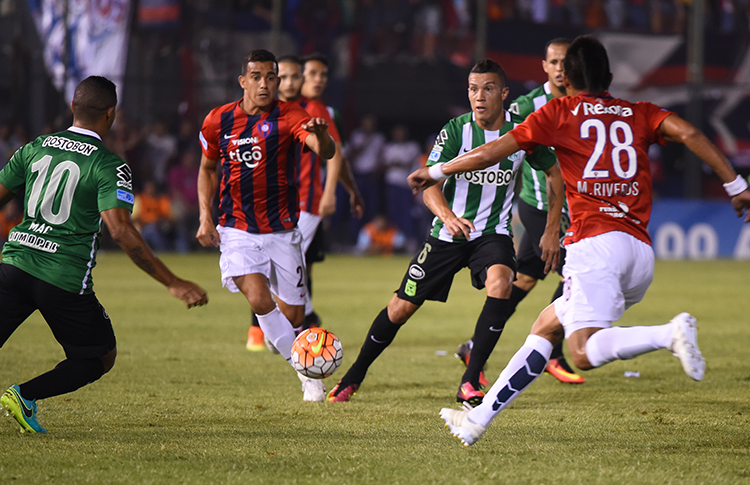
[[0, 127, 135, 294], [425, 111, 555, 243], [509, 82, 557, 211]]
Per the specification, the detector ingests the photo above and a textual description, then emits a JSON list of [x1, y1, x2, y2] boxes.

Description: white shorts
[[217, 225, 307, 306], [554, 231, 654, 338], [297, 211, 322, 254]]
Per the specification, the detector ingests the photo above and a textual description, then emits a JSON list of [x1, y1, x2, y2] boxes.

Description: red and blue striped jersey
[[200, 98, 311, 234], [294, 96, 340, 216]]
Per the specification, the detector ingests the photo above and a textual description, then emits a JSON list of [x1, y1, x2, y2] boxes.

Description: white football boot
[[669, 312, 705, 381], [298, 372, 325, 402], [440, 404, 486, 447]]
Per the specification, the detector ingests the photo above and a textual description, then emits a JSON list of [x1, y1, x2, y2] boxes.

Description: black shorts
[[516, 199, 567, 280], [396, 234, 516, 305], [305, 223, 326, 265], [0, 263, 116, 360]]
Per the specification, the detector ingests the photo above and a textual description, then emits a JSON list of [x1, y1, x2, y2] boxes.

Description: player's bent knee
[[570, 352, 594, 371], [514, 273, 538, 292], [387, 296, 419, 324], [566, 331, 598, 370], [529, 304, 563, 343]]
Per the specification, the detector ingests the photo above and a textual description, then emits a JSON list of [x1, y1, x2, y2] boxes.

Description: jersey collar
[[67, 126, 102, 141], [580, 91, 613, 100], [543, 81, 552, 95]]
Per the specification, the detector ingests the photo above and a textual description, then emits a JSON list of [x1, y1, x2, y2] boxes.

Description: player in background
[[245, 54, 344, 351], [327, 59, 564, 404], [456, 38, 584, 384], [408, 35, 750, 447], [197, 50, 336, 402], [300, 53, 364, 329], [0, 76, 208, 433]]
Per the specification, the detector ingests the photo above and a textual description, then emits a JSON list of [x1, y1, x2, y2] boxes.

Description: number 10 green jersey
[[0, 127, 135, 294]]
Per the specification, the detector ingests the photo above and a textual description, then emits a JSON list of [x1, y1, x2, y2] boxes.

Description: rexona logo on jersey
[[570, 102, 633, 117], [456, 169, 514, 186]]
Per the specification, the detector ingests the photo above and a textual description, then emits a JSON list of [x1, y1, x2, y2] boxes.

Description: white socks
[[256, 306, 296, 362], [469, 334, 553, 429], [585, 324, 672, 368]]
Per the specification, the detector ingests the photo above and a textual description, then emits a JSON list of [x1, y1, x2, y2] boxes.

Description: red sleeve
[[509, 101, 559, 153], [283, 103, 313, 145], [199, 109, 220, 160], [304, 100, 341, 143], [639, 102, 673, 146]]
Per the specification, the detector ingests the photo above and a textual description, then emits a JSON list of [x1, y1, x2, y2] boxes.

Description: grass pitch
[[1, 253, 749, 484]]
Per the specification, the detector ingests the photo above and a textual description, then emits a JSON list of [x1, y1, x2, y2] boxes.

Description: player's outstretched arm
[[660, 114, 750, 222], [540, 162, 563, 273], [196, 154, 221, 247], [408, 133, 521, 192], [303, 117, 336, 160], [422, 184, 475, 239], [101, 208, 208, 308], [318, 143, 344, 217]]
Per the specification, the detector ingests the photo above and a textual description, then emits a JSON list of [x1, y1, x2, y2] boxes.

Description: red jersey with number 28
[[294, 96, 341, 216], [510, 93, 672, 246], [200, 99, 311, 234]]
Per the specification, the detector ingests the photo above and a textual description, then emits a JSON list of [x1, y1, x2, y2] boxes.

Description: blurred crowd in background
[[1, 0, 749, 253]]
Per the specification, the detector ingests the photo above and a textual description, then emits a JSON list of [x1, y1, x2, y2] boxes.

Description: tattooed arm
[[540, 162, 563, 274], [101, 208, 208, 308]]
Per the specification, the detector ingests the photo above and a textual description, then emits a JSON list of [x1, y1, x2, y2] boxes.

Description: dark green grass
[[1, 253, 749, 484]]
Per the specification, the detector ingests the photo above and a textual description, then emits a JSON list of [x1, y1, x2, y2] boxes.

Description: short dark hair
[[242, 49, 278, 75], [470, 59, 507, 87], [544, 37, 571, 58], [301, 52, 329, 68], [72, 76, 117, 124], [564, 35, 611, 93], [277, 54, 302, 66]]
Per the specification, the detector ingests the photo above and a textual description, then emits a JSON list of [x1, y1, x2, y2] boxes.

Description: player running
[[456, 38, 584, 384], [245, 55, 358, 352], [0, 76, 208, 434], [408, 35, 750, 447], [327, 59, 564, 405], [196, 50, 336, 402]]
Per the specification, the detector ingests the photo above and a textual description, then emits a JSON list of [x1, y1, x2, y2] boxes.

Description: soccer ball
[[291, 328, 343, 379]]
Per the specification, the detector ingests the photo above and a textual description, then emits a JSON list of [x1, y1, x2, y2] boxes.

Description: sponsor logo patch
[[405, 279, 417, 297], [428, 150, 441, 162], [116, 163, 132, 190], [408, 264, 425, 280], [117, 189, 135, 204]]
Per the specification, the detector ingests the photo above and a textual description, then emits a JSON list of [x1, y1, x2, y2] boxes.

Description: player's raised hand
[[349, 190, 365, 219], [539, 230, 561, 275], [302, 117, 329, 135], [731, 190, 750, 223], [408, 167, 439, 193], [443, 215, 475, 240], [196, 220, 221, 247], [168, 278, 209, 309]]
